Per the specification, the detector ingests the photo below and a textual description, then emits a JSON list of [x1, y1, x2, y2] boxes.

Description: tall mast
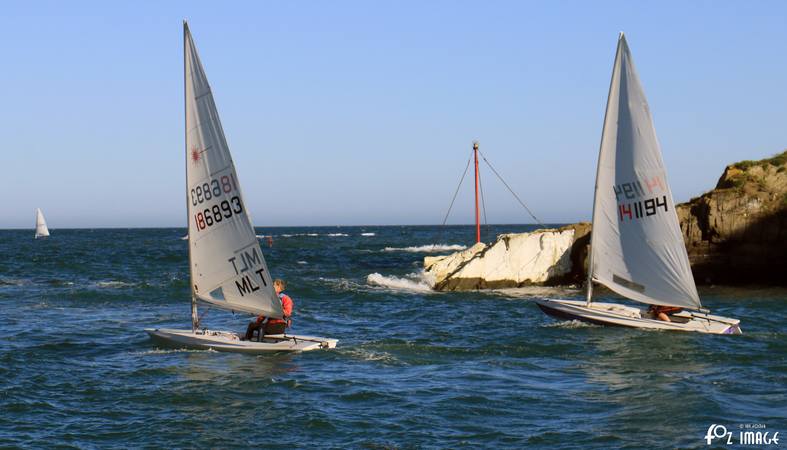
[[185, 21, 199, 331], [473, 141, 481, 244], [586, 32, 625, 307]]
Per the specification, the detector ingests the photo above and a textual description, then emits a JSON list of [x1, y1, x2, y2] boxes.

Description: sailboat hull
[[536, 299, 742, 335], [145, 328, 338, 353]]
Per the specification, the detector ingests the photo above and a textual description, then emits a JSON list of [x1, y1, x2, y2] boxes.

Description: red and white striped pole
[[473, 141, 481, 243]]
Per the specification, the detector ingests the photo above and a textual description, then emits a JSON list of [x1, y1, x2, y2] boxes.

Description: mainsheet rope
[[195, 306, 211, 329]]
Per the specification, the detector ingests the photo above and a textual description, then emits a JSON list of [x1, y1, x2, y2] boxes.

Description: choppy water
[[1, 226, 785, 448]]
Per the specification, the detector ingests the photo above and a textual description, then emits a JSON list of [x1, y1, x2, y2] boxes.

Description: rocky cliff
[[677, 151, 787, 285], [426, 150, 786, 290]]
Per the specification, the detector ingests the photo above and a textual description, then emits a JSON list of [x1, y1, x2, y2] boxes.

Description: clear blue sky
[[2, 1, 786, 228]]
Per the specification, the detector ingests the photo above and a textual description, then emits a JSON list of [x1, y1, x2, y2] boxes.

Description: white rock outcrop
[[423, 242, 486, 283], [424, 225, 590, 291]]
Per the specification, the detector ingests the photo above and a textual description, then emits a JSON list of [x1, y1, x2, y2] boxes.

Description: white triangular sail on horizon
[[587, 34, 701, 310], [184, 22, 282, 318], [34, 208, 50, 238]]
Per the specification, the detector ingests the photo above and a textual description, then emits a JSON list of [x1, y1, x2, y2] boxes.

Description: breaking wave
[[382, 244, 466, 253], [360, 232, 376, 236], [326, 233, 349, 237], [366, 271, 435, 293]]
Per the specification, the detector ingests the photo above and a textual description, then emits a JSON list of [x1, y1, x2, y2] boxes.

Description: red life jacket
[[267, 293, 293, 326]]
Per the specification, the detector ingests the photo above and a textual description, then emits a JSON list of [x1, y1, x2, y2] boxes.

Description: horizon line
[[0, 222, 575, 231]]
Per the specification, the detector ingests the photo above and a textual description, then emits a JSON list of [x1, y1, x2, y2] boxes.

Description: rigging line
[[195, 306, 211, 329], [477, 160, 491, 242], [441, 148, 474, 226], [478, 150, 545, 226]]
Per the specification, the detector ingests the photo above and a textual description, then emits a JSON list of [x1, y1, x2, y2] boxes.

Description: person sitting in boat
[[648, 304, 683, 322], [244, 279, 293, 340]]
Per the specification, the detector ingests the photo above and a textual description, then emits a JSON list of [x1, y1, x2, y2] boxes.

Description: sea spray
[[366, 271, 436, 293]]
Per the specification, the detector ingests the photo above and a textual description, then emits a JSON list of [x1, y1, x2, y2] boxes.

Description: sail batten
[[589, 34, 701, 310], [184, 23, 282, 318]]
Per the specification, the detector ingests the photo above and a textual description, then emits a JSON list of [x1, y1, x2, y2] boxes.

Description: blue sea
[[1, 225, 785, 448]]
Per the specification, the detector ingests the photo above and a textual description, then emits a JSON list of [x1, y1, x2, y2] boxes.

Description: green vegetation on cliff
[[731, 150, 787, 171], [677, 149, 787, 285]]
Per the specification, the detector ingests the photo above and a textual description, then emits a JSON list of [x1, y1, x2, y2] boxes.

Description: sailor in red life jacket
[[244, 279, 293, 340]]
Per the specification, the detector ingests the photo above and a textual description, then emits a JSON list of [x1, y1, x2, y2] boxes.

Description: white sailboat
[[536, 34, 741, 335], [146, 22, 337, 352], [34, 208, 50, 239]]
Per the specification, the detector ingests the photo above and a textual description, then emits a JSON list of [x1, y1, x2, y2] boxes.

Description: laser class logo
[[705, 424, 780, 446], [191, 146, 202, 163]]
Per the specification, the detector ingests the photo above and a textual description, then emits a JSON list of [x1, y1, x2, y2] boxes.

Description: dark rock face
[[561, 222, 591, 286], [676, 151, 787, 285]]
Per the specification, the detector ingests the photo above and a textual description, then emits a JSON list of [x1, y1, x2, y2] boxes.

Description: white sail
[[35, 208, 50, 238], [184, 22, 282, 318], [588, 34, 701, 310]]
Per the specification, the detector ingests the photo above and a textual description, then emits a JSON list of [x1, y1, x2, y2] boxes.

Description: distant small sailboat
[[34, 208, 50, 239], [536, 34, 741, 335], [146, 22, 337, 352]]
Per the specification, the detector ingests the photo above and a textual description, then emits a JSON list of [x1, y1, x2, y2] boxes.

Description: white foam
[[383, 244, 467, 253], [543, 319, 599, 329], [297, 261, 308, 265], [319, 276, 365, 292], [326, 233, 349, 237], [136, 348, 217, 355], [95, 281, 136, 288], [344, 348, 399, 364], [492, 286, 581, 298], [360, 232, 376, 236], [366, 271, 435, 293]]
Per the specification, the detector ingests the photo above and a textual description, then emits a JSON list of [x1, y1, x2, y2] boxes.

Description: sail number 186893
[[194, 196, 243, 231]]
